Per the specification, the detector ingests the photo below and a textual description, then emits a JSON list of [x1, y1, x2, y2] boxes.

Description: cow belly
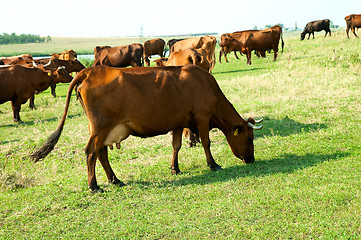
[[104, 124, 131, 146]]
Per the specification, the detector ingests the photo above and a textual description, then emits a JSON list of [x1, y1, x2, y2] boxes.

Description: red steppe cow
[[31, 65, 263, 192], [0, 65, 73, 122], [143, 38, 165, 66], [93, 44, 144, 67]]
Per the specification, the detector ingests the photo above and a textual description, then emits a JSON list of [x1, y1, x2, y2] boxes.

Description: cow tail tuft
[[31, 71, 88, 162]]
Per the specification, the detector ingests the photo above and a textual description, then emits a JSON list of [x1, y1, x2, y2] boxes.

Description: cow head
[[48, 66, 73, 84], [226, 118, 263, 164], [300, 32, 306, 41]]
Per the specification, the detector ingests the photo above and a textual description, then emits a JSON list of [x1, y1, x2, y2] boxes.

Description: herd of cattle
[[2, 14, 361, 191]]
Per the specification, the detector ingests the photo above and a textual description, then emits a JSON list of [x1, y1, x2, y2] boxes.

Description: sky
[[2, 0, 359, 37]]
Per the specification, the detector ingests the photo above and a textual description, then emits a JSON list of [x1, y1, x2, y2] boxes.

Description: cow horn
[[32, 61, 38, 67], [58, 66, 65, 70], [248, 122, 263, 130], [255, 118, 263, 124], [44, 59, 52, 67]]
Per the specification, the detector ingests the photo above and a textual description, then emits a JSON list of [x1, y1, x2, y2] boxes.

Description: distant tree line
[[0, 33, 51, 45]]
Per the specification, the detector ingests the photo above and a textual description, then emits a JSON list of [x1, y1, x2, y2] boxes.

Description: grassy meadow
[[1, 29, 361, 239]]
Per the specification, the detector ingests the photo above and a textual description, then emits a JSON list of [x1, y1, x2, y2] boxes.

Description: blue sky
[[2, 0, 359, 37]]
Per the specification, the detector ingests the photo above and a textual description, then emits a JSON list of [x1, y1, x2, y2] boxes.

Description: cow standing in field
[[344, 14, 361, 38], [300, 19, 331, 40], [143, 38, 165, 66], [219, 25, 284, 65], [93, 44, 143, 67], [0, 65, 72, 122], [31, 65, 263, 192]]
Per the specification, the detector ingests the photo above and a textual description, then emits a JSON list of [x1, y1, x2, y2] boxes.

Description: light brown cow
[[0, 65, 72, 122], [31, 65, 263, 192], [170, 36, 216, 71], [143, 38, 165, 66], [0, 54, 33, 65], [155, 48, 210, 72], [52, 49, 77, 60], [345, 14, 361, 38]]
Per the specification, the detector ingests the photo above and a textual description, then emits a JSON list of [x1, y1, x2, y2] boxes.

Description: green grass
[[1, 29, 361, 239]]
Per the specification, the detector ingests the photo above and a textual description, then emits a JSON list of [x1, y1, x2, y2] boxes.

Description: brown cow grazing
[[301, 19, 331, 40], [143, 38, 165, 66], [0, 65, 72, 122], [155, 48, 210, 72], [52, 49, 77, 60], [345, 14, 361, 38], [93, 43, 144, 67], [31, 65, 263, 192]]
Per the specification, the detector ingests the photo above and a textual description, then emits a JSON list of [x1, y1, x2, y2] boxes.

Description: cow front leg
[[219, 50, 223, 63], [197, 123, 221, 171], [170, 128, 183, 174], [98, 146, 125, 187], [346, 27, 350, 39], [246, 50, 252, 65], [50, 83, 56, 97], [11, 101, 21, 122]]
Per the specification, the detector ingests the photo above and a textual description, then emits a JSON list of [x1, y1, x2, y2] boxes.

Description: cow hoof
[[91, 188, 104, 194], [171, 168, 182, 175], [112, 179, 126, 187], [210, 165, 222, 171]]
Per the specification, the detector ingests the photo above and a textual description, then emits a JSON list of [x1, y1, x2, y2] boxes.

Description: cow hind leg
[[197, 121, 221, 171], [85, 136, 103, 192], [50, 83, 56, 97], [170, 128, 183, 174], [98, 146, 125, 187], [29, 94, 36, 110]]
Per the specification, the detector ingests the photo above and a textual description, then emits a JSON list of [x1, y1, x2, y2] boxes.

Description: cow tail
[[281, 31, 284, 52], [31, 71, 88, 162]]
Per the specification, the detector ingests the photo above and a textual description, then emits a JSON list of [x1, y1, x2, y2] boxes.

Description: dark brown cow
[[0, 65, 72, 122], [143, 38, 165, 66], [93, 44, 144, 67], [345, 14, 361, 38], [155, 48, 210, 72], [31, 65, 263, 192], [219, 26, 283, 65], [300, 19, 331, 40]]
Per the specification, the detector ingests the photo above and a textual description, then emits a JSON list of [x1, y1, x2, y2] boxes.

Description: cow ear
[[233, 125, 243, 136]]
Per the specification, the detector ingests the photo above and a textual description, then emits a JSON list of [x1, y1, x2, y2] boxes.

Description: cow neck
[[210, 90, 245, 133]]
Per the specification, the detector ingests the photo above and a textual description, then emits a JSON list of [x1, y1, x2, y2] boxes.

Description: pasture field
[[1, 29, 361, 239]]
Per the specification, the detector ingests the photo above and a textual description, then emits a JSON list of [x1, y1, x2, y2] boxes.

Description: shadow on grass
[[256, 116, 327, 138], [128, 151, 349, 189], [213, 67, 263, 75], [0, 113, 82, 128]]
